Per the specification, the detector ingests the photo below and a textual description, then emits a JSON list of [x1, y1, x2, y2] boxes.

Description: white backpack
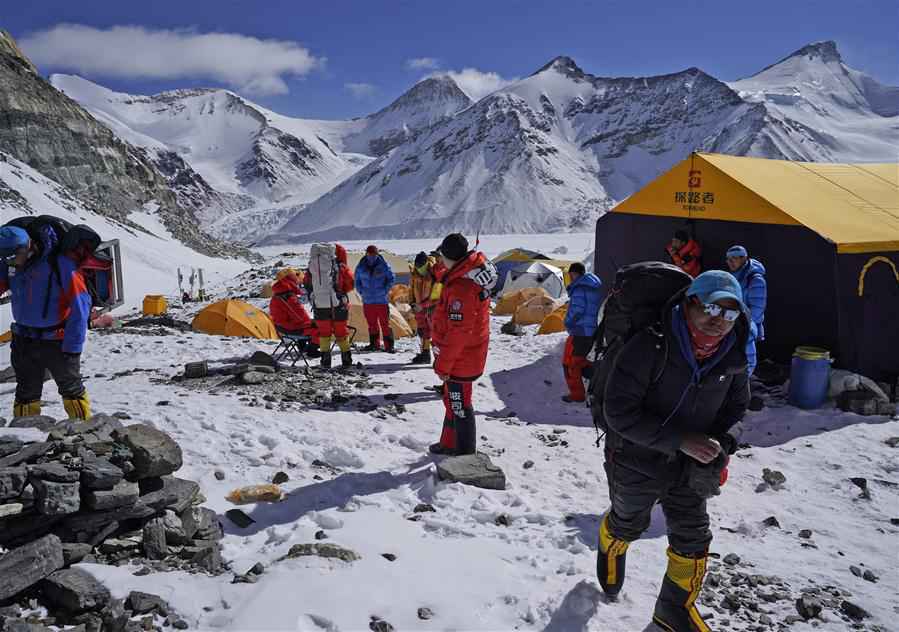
[[308, 243, 339, 309]]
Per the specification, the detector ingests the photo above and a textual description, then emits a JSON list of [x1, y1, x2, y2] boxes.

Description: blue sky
[[6, 0, 897, 120]]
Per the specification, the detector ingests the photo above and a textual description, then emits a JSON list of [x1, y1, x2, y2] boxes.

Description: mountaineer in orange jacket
[[666, 230, 702, 278], [430, 234, 498, 455]]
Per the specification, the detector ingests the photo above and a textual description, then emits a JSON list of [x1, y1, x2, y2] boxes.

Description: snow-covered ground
[[2, 233, 896, 631]]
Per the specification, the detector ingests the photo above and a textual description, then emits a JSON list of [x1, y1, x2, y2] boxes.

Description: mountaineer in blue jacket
[[0, 224, 92, 420], [355, 245, 396, 352], [562, 262, 602, 402], [726, 245, 767, 375]]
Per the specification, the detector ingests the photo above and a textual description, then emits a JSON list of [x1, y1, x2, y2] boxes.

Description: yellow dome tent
[[347, 291, 414, 343], [538, 303, 568, 334], [513, 295, 565, 326], [192, 299, 279, 340], [494, 287, 549, 316]]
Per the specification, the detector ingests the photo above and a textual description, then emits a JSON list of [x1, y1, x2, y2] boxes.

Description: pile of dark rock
[[0, 413, 224, 630], [698, 552, 881, 631], [176, 356, 395, 415]]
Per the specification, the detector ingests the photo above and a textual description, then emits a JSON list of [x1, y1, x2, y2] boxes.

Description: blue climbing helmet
[[0, 226, 30, 259]]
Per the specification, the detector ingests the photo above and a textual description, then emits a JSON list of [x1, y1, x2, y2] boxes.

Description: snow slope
[[1, 241, 894, 631], [272, 44, 899, 243], [0, 152, 247, 323]]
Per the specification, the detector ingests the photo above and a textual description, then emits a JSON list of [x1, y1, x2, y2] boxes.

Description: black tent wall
[[593, 212, 844, 365], [836, 252, 899, 381]]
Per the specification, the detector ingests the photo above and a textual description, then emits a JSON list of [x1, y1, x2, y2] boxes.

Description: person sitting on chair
[[270, 268, 319, 357]]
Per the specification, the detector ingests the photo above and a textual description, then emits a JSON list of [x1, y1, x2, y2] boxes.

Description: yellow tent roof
[[612, 153, 899, 253]]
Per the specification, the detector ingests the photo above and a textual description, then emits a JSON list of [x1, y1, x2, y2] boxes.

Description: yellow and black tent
[[594, 153, 899, 379]]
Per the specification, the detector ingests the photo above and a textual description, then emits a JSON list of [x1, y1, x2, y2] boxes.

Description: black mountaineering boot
[[652, 548, 711, 632], [341, 350, 353, 368], [411, 349, 432, 365], [597, 513, 629, 600], [384, 335, 396, 354], [320, 352, 332, 369], [454, 408, 477, 455]]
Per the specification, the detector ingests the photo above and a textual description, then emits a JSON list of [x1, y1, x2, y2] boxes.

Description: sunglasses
[[703, 303, 741, 321]]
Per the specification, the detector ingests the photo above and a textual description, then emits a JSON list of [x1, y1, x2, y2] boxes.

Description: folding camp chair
[[273, 327, 312, 368]]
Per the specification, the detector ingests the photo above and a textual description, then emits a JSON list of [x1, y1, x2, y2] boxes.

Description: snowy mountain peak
[[786, 40, 842, 64], [534, 56, 586, 79], [384, 75, 471, 111], [341, 75, 472, 156]]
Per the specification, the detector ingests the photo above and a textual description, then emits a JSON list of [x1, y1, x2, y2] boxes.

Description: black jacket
[[602, 305, 749, 480]]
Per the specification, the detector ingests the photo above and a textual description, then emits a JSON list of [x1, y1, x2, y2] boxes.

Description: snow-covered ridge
[[271, 42, 898, 243], [50, 74, 358, 212]]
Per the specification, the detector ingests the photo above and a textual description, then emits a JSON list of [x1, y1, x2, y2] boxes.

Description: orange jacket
[[667, 239, 702, 278], [432, 252, 493, 381], [409, 257, 442, 308]]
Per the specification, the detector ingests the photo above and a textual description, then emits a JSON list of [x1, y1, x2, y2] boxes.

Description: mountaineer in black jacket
[[598, 270, 750, 632]]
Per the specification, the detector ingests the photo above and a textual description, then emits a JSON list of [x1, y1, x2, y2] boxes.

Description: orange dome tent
[[494, 287, 549, 316], [192, 299, 279, 340], [537, 303, 568, 334]]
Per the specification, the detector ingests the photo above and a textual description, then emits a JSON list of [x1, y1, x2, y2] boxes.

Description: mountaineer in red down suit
[[269, 268, 320, 357], [430, 233, 498, 455]]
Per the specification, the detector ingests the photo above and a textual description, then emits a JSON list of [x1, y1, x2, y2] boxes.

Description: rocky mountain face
[[0, 31, 238, 257], [273, 43, 898, 242]]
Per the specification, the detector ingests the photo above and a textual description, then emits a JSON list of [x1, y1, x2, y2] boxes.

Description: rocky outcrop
[[0, 31, 246, 259], [0, 413, 225, 603], [0, 31, 176, 215]]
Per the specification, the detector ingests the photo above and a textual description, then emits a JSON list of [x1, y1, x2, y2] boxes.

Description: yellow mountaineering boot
[[63, 393, 91, 421], [13, 400, 42, 418], [652, 547, 711, 632], [597, 513, 630, 599]]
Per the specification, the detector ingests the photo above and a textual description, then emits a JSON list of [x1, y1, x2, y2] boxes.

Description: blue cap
[[0, 226, 30, 256], [726, 245, 748, 258], [687, 270, 747, 313]]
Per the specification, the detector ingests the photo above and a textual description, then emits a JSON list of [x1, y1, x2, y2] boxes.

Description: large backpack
[[587, 261, 693, 441], [307, 243, 340, 309], [3, 215, 106, 319]]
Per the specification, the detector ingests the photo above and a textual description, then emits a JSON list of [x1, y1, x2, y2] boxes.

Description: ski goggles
[[703, 303, 741, 322]]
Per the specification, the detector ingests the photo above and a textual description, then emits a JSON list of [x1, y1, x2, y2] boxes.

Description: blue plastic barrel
[[788, 346, 831, 409]]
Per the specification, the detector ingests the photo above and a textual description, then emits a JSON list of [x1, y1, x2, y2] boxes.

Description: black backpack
[[3, 215, 104, 319], [587, 261, 693, 442]]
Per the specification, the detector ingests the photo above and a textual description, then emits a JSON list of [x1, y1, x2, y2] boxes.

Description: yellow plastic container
[[142, 295, 168, 316], [793, 346, 830, 361]]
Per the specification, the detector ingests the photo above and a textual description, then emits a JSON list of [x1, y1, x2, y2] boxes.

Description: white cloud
[[20, 24, 323, 96], [344, 82, 377, 99], [406, 57, 440, 71], [434, 68, 518, 101]]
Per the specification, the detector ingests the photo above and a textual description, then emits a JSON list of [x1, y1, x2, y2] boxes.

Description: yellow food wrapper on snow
[[225, 484, 283, 505]]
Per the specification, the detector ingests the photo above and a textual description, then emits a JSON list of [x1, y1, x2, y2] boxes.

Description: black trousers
[[604, 450, 711, 555], [10, 335, 85, 403]]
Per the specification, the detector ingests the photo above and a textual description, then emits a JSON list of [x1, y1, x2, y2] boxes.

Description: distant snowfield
[[2, 228, 896, 631], [256, 232, 597, 262]]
